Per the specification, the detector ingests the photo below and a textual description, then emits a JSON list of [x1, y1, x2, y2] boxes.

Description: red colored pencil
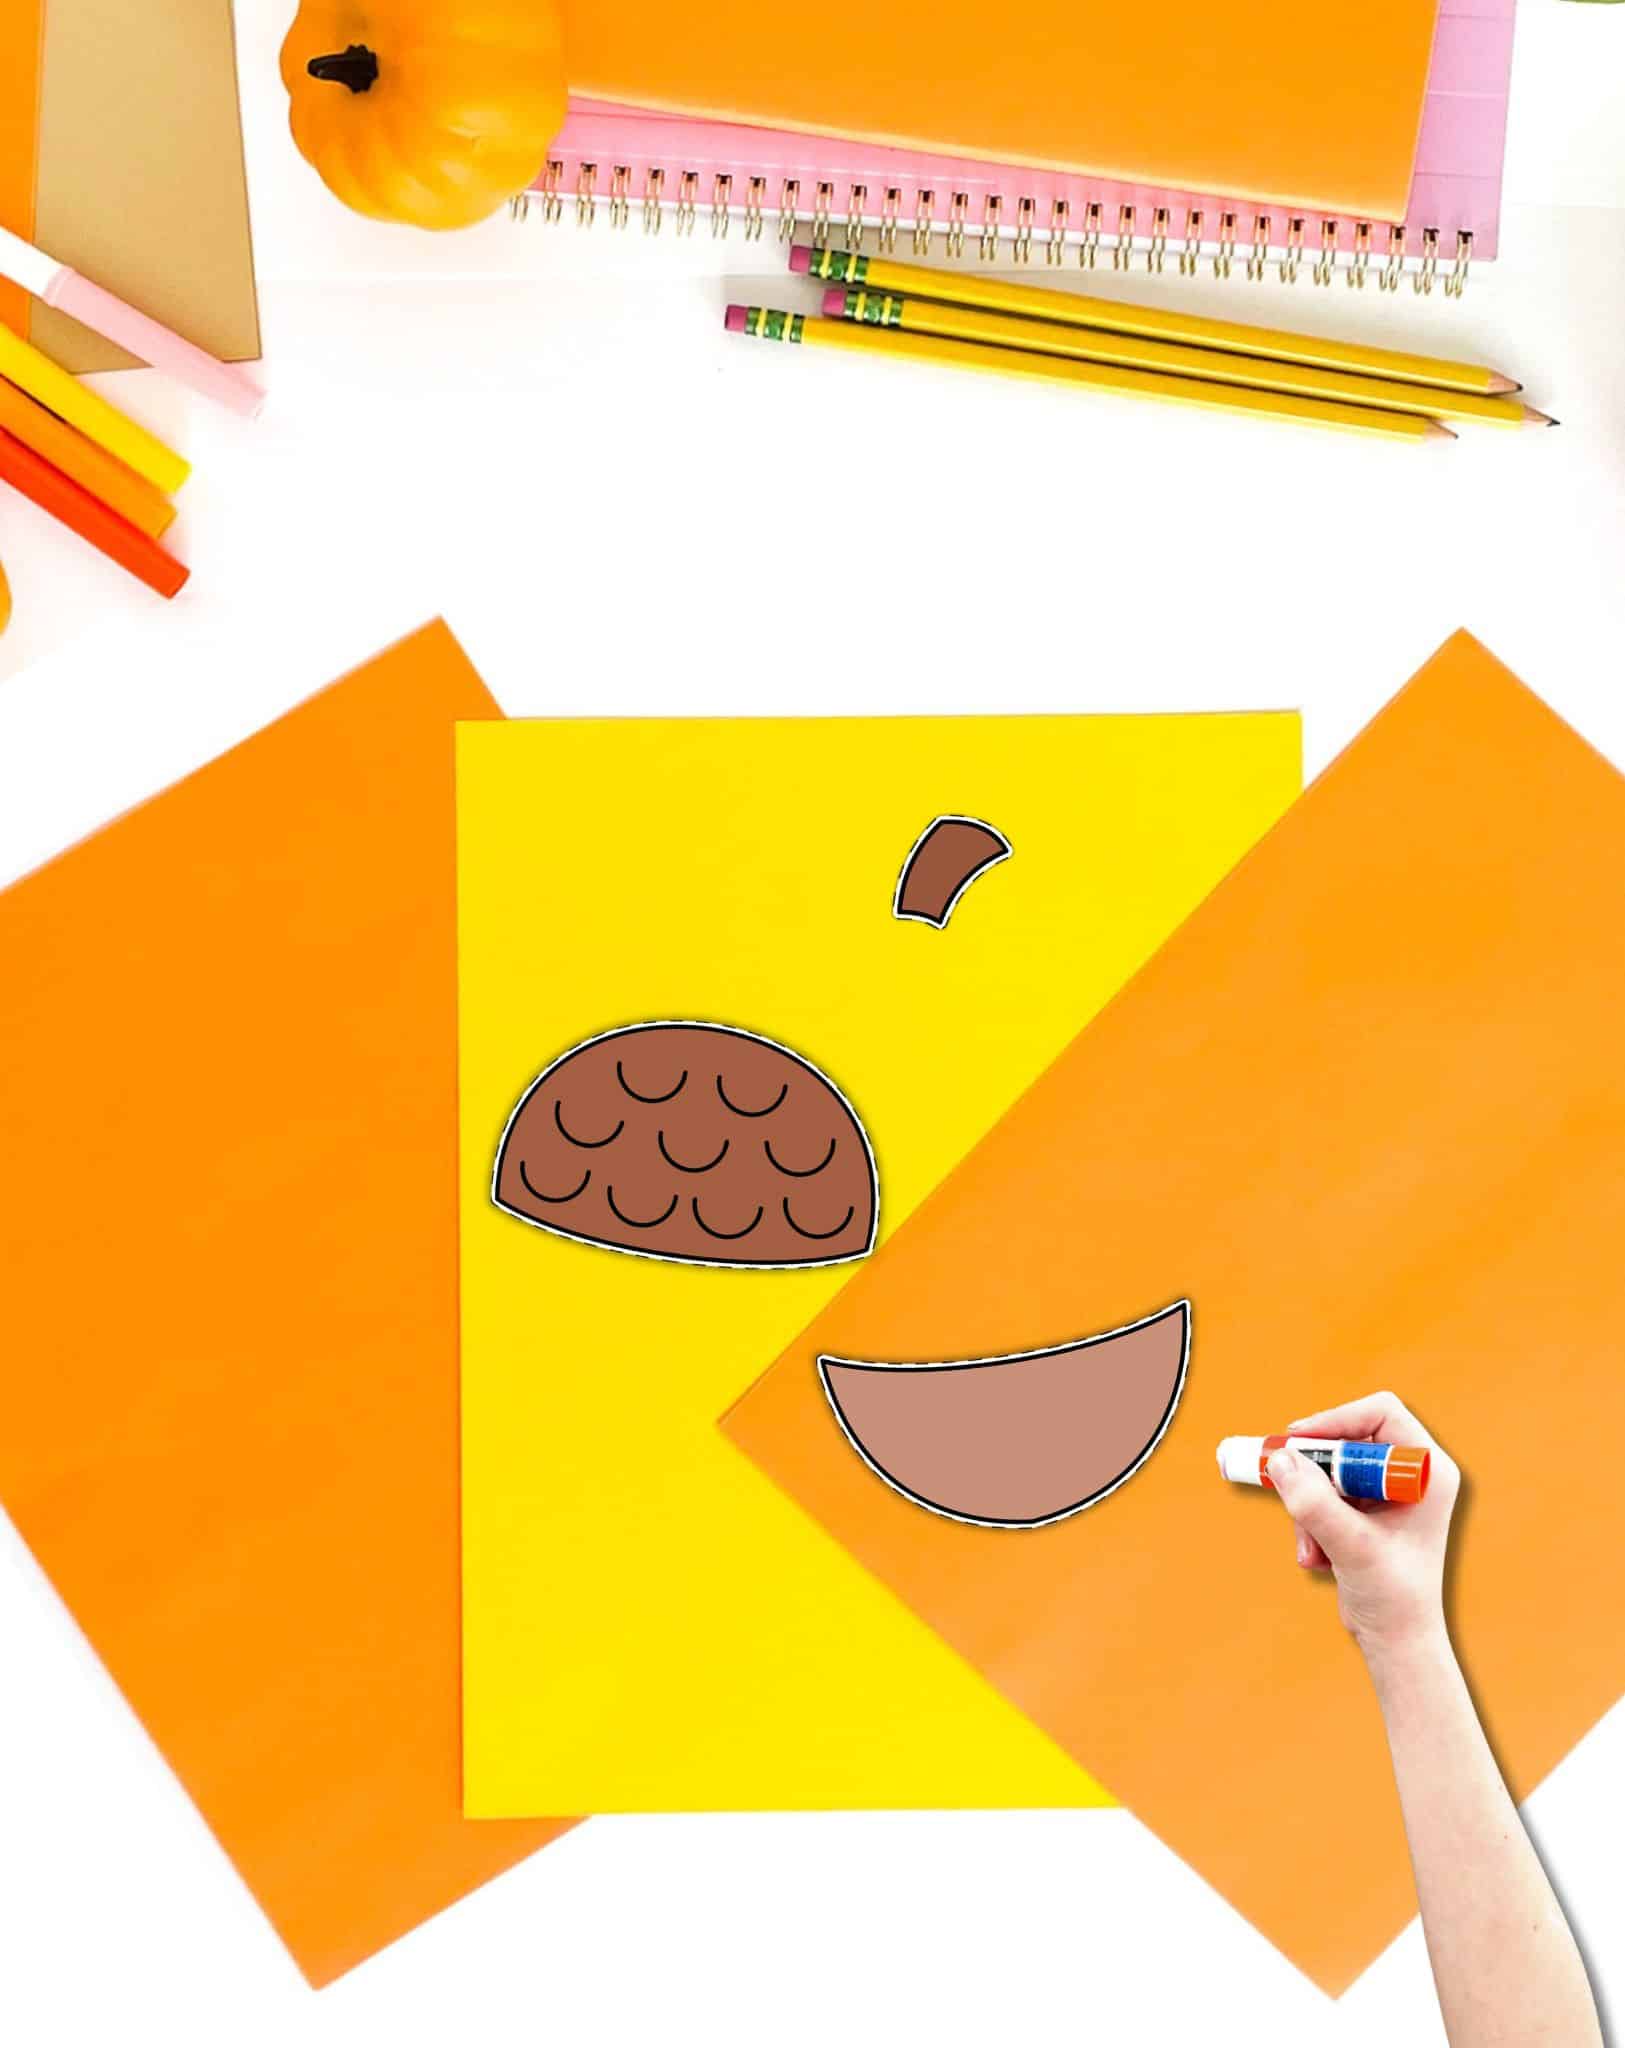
[[0, 422, 189, 599]]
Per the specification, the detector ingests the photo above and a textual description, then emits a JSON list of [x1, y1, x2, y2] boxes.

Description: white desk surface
[[1, 5, 1622, 2042]]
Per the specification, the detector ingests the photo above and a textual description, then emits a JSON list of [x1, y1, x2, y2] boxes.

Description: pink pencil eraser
[[822, 287, 848, 318], [724, 304, 749, 334], [788, 245, 812, 275]]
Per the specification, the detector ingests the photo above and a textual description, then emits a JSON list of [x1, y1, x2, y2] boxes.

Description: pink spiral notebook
[[524, 0, 1514, 298]]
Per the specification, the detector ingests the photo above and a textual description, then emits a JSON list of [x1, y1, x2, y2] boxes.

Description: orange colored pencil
[[0, 374, 177, 539], [0, 424, 189, 599]]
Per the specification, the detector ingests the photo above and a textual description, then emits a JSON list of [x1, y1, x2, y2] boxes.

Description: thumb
[[1268, 1448, 1371, 1568]]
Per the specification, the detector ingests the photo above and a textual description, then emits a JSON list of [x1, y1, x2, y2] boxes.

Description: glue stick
[[1216, 1435, 1431, 1504]]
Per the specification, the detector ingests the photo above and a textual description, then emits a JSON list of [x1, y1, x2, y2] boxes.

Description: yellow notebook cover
[[459, 711, 1300, 1814], [561, 0, 1441, 222]]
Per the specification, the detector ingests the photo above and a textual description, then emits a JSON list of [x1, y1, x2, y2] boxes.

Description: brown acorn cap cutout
[[493, 1022, 878, 1268], [894, 816, 1013, 927]]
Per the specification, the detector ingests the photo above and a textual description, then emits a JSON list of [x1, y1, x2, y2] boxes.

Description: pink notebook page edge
[[538, 0, 1514, 265]]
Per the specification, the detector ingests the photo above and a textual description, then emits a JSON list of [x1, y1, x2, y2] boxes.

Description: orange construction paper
[[725, 631, 1625, 1994], [0, 624, 570, 1986], [0, 0, 43, 338], [565, 0, 1439, 223]]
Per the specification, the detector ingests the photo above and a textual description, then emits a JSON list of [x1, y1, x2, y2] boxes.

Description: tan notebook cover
[[563, 0, 1441, 222], [1, 0, 259, 375]]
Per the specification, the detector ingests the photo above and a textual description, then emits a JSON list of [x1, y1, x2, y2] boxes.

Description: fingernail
[[1268, 1450, 1294, 1484], [1296, 1534, 1311, 1567], [1286, 1418, 1307, 1430]]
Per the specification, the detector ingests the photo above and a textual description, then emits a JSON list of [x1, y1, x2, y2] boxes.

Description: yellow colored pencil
[[726, 305, 1454, 444], [822, 286, 1551, 431], [0, 374, 178, 538], [790, 245, 1519, 398], [0, 320, 190, 497]]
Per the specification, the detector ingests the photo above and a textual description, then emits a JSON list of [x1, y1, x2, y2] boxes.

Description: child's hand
[[1266, 1391, 1461, 1665]]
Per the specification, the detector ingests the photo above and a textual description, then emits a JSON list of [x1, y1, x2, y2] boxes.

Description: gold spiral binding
[[1046, 198, 1069, 266], [880, 188, 901, 253], [542, 158, 564, 224], [1080, 200, 1102, 268], [946, 192, 968, 259], [512, 160, 1477, 299], [1415, 225, 1438, 295]]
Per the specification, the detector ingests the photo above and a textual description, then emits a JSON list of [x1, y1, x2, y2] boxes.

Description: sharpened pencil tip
[[1487, 373, 1521, 395], [1425, 420, 1458, 441]]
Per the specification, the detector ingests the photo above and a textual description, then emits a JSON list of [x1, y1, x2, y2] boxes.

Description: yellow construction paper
[[460, 712, 1301, 1813]]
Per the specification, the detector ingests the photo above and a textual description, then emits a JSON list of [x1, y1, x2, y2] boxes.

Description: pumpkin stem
[[306, 44, 380, 93]]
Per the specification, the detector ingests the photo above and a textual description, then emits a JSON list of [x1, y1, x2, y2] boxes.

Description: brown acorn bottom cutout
[[819, 1301, 1190, 1527], [494, 1022, 878, 1268]]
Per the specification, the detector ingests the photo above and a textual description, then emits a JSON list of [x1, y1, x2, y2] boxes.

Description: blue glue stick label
[[1335, 1439, 1391, 1502], [1280, 1436, 1393, 1502]]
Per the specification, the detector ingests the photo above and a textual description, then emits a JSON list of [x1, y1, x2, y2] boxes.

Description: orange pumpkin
[[280, 1, 567, 231]]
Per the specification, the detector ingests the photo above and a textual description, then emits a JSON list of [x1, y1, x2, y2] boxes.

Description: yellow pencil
[[726, 305, 1454, 444], [822, 287, 1552, 431], [0, 320, 190, 498], [790, 246, 1519, 398]]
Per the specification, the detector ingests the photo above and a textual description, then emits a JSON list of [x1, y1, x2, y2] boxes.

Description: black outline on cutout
[[892, 815, 1014, 929], [554, 1100, 624, 1148], [817, 1299, 1191, 1530], [691, 1197, 765, 1242], [492, 1021, 880, 1271], [658, 1131, 730, 1174], [605, 1186, 679, 1230], [617, 1059, 687, 1104], [782, 1198, 856, 1242], [716, 1074, 789, 1119], [517, 1161, 590, 1205], [764, 1135, 837, 1178]]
